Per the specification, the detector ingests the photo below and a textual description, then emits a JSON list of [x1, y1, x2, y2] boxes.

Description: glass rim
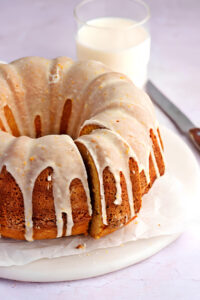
[[74, 0, 150, 30]]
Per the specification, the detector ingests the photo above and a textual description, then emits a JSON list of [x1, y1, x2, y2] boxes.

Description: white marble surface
[[0, 0, 199, 298]]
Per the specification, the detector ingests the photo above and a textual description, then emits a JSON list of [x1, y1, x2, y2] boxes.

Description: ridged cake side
[[0, 167, 91, 240], [76, 126, 164, 238]]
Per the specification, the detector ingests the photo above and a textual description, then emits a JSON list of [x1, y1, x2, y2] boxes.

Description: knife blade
[[146, 80, 200, 151]]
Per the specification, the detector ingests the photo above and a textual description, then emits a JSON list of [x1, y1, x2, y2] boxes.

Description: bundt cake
[[0, 56, 165, 241]]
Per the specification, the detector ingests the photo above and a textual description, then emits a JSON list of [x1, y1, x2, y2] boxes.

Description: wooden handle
[[189, 128, 200, 151]]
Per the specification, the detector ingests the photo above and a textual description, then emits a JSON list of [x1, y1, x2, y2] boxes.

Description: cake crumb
[[76, 243, 86, 250]]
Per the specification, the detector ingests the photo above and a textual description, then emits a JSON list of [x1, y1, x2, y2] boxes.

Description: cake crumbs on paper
[[76, 243, 86, 250]]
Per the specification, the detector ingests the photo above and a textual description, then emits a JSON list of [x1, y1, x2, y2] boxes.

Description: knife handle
[[189, 128, 200, 151]]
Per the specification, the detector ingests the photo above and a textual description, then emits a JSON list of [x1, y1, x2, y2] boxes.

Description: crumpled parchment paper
[[0, 170, 190, 267]]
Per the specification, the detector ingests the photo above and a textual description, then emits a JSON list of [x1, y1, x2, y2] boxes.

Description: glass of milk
[[74, 0, 150, 89]]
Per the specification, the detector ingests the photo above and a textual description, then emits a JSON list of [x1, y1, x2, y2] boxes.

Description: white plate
[[0, 126, 199, 282]]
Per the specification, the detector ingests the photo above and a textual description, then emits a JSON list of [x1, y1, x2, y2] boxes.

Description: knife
[[146, 80, 200, 152]]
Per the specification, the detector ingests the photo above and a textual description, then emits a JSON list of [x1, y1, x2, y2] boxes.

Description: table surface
[[0, 0, 200, 299]]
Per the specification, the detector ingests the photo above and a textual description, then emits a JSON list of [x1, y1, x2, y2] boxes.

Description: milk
[[76, 17, 150, 88]]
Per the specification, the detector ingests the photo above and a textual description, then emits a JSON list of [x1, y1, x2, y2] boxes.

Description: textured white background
[[0, 0, 200, 299]]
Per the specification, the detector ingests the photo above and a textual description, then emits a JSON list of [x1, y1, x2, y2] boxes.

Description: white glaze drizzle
[[77, 129, 140, 224], [77, 123, 164, 225], [0, 131, 91, 241], [80, 108, 154, 183]]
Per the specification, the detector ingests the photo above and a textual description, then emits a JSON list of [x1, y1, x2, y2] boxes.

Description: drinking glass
[[74, 0, 150, 88]]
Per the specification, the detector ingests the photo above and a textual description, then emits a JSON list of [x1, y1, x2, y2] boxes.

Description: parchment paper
[[0, 170, 189, 267]]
